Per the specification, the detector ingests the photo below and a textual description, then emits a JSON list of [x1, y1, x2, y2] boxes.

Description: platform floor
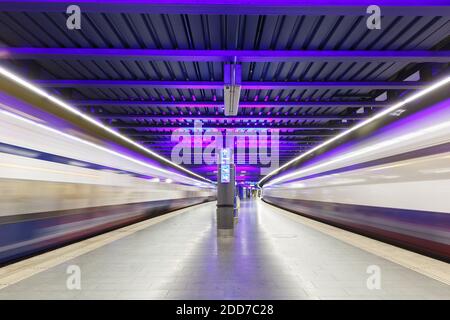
[[0, 199, 449, 300]]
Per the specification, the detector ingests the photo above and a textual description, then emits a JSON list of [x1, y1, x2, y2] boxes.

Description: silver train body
[[263, 98, 450, 261], [0, 110, 215, 264]]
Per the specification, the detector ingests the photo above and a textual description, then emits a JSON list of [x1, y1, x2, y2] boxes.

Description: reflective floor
[[0, 199, 449, 300]]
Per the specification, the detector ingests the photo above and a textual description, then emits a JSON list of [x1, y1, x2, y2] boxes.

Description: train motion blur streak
[[0, 110, 215, 265], [262, 96, 450, 261]]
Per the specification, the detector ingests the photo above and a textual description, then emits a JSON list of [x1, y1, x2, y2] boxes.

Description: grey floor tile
[[1, 200, 449, 300]]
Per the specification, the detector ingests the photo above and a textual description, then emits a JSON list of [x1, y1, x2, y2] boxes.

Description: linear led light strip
[[0, 65, 212, 184], [258, 74, 450, 188], [0, 109, 210, 187], [264, 119, 450, 188]]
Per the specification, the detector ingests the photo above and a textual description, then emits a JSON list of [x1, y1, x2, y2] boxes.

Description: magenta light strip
[[35, 79, 427, 90], [1, 1, 449, 17], [94, 114, 368, 121]]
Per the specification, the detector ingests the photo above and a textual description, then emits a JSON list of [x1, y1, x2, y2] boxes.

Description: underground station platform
[[0, 0, 449, 315]]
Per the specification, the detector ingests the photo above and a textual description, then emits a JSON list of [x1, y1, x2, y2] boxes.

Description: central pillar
[[216, 148, 235, 236]]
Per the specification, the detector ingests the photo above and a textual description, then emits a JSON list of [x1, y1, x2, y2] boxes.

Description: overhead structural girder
[[71, 100, 389, 108], [35, 79, 428, 90], [3, 48, 450, 63]]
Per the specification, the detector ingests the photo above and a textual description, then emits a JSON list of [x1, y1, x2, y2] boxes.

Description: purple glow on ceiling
[[4, 47, 450, 63], [270, 96, 450, 185]]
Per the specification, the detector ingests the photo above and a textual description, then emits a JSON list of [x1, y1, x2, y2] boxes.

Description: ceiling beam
[[95, 114, 368, 121], [37, 80, 223, 89], [0, 1, 448, 16], [135, 141, 327, 146], [72, 100, 389, 108], [36, 79, 427, 90], [3, 48, 450, 63], [111, 124, 348, 129], [242, 82, 426, 90]]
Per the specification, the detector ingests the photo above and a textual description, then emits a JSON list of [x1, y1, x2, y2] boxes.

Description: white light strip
[[0, 65, 212, 183], [259, 74, 450, 187], [1, 109, 209, 187], [264, 120, 450, 188]]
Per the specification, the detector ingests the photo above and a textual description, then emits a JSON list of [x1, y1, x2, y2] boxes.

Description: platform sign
[[221, 164, 230, 183], [220, 148, 231, 165]]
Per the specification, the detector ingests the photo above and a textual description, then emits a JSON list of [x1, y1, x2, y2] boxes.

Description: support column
[[216, 148, 235, 236], [223, 63, 241, 116]]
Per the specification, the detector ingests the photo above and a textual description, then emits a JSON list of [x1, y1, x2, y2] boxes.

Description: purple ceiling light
[[4, 48, 450, 63], [70, 100, 390, 109]]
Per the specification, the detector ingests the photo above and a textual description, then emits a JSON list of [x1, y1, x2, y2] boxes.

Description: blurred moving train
[[262, 97, 450, 261], [0, 109, 215, 265]]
